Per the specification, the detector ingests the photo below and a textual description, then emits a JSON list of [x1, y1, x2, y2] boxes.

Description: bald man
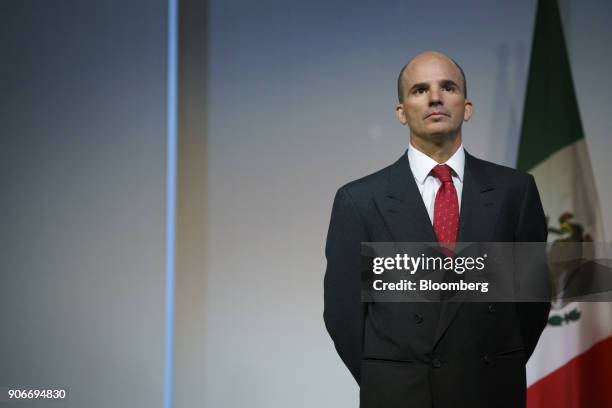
[[323, 52, 549, 408]]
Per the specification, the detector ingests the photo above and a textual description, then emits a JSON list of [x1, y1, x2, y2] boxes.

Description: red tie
[[431, 164, 459, 248]]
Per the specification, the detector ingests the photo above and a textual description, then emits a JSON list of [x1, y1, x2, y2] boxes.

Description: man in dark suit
[[323, 51, 550, 408]]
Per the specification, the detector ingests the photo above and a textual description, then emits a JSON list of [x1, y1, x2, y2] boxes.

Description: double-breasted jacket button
[[483, 354, 492, 364], [488, 304, 495, 314], [432, 358, 442, 368], [413, 313, 424, 324]]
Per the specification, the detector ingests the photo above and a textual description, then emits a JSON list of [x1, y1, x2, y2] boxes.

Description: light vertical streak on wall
[[165, 0, 179, 407]]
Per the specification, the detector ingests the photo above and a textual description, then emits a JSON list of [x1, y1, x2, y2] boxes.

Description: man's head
[[395, 51, 473, 142]]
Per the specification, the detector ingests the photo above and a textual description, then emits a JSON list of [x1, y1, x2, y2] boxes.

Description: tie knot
[[431, 164, 453, 183]]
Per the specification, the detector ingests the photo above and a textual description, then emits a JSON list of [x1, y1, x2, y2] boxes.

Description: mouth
[[426, 111, 450, 119]]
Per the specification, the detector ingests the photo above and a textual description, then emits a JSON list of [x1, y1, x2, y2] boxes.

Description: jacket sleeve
[[514, 174, 551, 360], [323, 187, 369, 384]]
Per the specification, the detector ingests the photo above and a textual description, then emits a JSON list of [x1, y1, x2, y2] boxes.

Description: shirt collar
[[407, 142, 465, 185]]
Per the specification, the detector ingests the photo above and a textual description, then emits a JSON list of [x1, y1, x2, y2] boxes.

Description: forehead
[[402, 55, 462, 87]]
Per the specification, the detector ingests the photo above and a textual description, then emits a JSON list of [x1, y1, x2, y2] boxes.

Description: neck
[[409, 132, 462, 163]]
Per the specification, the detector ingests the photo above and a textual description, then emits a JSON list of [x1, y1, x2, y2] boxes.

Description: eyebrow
[[409, 79, 461, 92]]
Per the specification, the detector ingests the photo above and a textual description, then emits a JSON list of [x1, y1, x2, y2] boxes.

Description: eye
[[442, 85, 455, 92], [413, 87, 426, 95]]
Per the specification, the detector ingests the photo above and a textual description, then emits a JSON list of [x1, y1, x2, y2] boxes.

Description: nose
[[429, 87, 442, 106]]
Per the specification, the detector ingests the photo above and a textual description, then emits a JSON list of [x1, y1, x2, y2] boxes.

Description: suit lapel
[[373, 153, 437, 243], [433, 151, 499, 348]]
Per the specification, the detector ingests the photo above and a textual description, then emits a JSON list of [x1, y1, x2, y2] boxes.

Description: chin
[[422, 130, 458, 141]]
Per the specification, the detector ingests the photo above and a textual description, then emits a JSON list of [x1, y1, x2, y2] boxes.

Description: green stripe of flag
[[517, 0, 584, 172]]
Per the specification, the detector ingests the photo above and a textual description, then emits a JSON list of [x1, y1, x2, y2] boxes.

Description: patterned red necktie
[[431, 164, 459, 249]]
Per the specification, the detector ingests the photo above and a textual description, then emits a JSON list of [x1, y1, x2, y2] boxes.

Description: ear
[[395, 104, 408, 125], [463, 99, 474, 122]]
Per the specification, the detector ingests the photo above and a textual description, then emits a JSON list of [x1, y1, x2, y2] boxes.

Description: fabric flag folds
[[518, 0, 612, 406]]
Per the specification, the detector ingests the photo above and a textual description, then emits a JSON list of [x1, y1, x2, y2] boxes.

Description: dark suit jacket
[[323, 151, 550, 408]]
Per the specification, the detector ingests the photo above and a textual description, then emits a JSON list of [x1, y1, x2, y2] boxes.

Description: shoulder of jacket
[[337, 161, 396, 201], [468, 154, 533, 185]]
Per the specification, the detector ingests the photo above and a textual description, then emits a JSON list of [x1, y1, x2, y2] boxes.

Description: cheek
[[404, 105, 424, 122], [406, 114, 425, 129], [450, 103, 466, 119]]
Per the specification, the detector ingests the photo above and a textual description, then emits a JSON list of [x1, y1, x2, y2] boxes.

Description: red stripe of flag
[[527, 335, 612, 407]]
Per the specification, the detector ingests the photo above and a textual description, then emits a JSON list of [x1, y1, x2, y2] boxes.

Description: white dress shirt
[[407, 142, 464, 224]]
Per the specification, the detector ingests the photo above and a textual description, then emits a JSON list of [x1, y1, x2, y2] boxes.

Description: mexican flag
[[517, 0, 612, 406]]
